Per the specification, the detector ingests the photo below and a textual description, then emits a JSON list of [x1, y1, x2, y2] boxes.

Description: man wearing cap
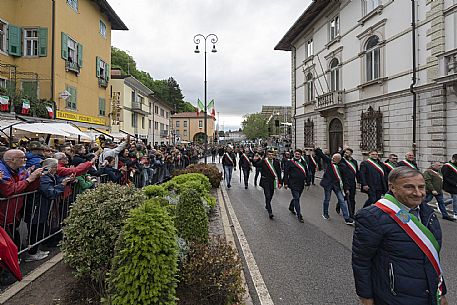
[[26, 141, 53, 169], [99, 135, 130, 170], [222, 145, 237, 188]]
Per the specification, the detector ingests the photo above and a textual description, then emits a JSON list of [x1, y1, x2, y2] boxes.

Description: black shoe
[[245, 185, 248, 189], [269, 213, 274, 219], [322, 213, 330, 220], [227, 184, 231, 188], [254, 183, 257, 187], [345, 218, 355, 226], [288, 205, 296, 215], [298, 215, 304, 223], [336, 205, 341, 215]]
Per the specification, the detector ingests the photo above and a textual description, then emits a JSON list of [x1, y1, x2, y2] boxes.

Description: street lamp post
[[194, 33, 218, 164]]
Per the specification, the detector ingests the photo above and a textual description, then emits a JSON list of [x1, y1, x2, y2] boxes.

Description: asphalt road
[[218, 163, 457, 305]]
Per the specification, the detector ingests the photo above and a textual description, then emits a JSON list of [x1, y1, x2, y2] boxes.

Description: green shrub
[[174, 164, 222, 188], [143, 185, 169, 198], [202, 194, 216, 209], [176, 180, 210, 196], [178, 237, 245, 305], [108, 199, 178, 305], [62, 183, 145, 290], [175, 189, 208, 244], [172, 173, 211, 191]]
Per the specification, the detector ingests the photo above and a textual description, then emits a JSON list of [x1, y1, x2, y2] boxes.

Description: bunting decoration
[[0, 96, 9, 112], [21, 99, 30, 115], [46, 106, 54, 118]]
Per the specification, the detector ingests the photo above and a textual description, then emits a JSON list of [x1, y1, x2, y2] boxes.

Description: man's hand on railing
[[27, 168, 44, 183]]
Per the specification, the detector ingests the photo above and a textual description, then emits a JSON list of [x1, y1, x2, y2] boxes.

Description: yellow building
[[0, 0, 127, 129], [110, 75, 152, 141], [171, 112, 216, 144]]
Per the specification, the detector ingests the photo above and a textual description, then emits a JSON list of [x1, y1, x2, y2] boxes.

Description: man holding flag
[[253, 150, 282, 219], [352, 166, 448, 305]]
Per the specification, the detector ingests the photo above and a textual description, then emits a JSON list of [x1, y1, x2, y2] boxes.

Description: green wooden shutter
[[105, 63, 110, 81], [8, 25, 22, 56], [61, 32, 68, 59], [38, 28, 48, 57], [96, 57, 100, 77], [77, 43, 83, 67]]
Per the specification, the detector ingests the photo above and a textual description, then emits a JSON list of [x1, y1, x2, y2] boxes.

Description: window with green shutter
[[61, 32, 68, 59], [65, 85, 77, 110], [38, 28, 47, 57], [98, 97, 105, 116], [8, 25, 22, 56]]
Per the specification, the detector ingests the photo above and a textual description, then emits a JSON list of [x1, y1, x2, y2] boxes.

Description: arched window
[[365, 35, 380, 81], [306, 73, 314, 102], [330, 58, 340, 92]]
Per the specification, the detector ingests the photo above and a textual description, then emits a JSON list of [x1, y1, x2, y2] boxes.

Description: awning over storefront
[[14, 123, 71, 137], [47, 123, 91, 139]]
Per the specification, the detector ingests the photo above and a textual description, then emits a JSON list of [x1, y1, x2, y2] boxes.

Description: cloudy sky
[[109, 0, 311, 131]]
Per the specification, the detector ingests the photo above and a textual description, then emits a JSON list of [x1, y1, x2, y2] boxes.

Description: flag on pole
[[197, 99, 204, 116], [21, 99, 30, 115], [46, 106, 54, 118], [207, 99, 216, 118], [0, 96, 9, 112]]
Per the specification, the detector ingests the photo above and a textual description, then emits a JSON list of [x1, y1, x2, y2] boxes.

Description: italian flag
[[46, 106, 54, 118], [21, 99, 30, 115], [0, 96, 9, 111], [208, 99, 216, 118], [196, 98, 204, 116]]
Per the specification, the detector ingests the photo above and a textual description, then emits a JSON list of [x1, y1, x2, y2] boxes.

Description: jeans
[[224, 165, 233, 186], [289, 188, 304, 216], [323, 185, 350, 220], [263, 185, 275, 214], [423, 193, 452, 217]]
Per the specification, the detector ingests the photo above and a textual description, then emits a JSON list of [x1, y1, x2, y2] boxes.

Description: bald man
[[397, 151, 419, 170]]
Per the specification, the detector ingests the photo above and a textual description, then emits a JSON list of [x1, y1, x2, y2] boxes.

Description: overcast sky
[[109, 0, 311, 131]]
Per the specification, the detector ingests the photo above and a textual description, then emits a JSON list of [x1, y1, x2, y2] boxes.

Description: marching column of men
[[219, 144, 457, 223]]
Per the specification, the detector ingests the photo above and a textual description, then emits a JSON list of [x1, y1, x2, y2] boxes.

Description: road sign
[[59, 90, 71, 100]]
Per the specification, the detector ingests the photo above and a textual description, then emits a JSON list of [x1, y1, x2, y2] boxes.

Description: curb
[[217, 188, 254, 305], [0, 252, 64, 304]]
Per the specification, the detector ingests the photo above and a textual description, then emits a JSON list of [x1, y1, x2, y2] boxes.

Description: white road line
[[221, 187, 275, 305]]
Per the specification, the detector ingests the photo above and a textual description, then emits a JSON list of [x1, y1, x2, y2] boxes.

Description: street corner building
[[0, 0, 127, 131], [275, 0, 457, 168], [171, 112, 216, 145]]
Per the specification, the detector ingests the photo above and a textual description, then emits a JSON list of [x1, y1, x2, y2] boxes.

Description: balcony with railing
[[315, 90, 345, 112], [65, 60, 80, 74], [436, 49, 457, 85], [160, 130, 169, 138], [132, 101, 149, 115]]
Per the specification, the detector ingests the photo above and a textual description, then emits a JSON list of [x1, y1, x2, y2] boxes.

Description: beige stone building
[[149, 95, 172, 146], [171, 112, 216, 144]]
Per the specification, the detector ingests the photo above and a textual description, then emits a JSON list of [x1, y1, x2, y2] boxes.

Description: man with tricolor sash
[[384, 153, 398, 176], [306, 150, 318, 185], [253, 150, 282, 219], [339, 147, 360, 218], [352, 167, 448, 305], [283, 149, 310, 223], [442, 153, 457, 219], [222, 145, 237, 189], [238, 147, 252, 189], [423, 162, 455, 221], [398, 151, 419, 170], [360, 150, 387, 208], [315, 148, 355, 225]]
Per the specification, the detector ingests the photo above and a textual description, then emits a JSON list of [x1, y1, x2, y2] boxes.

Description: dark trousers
[[309, 170, 316, 185], [289, 188, 304, 216], [28, 223, 46, 254], [254, 168, 261, 185], [211, 154, 216, 163], [263, 185, 275, 214], [242, 168, 250, 187], [363, 189, 384, 207], [346, 185, 356, 217]]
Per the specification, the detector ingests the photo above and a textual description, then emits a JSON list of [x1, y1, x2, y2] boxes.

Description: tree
[[242, 113, 269, 140]]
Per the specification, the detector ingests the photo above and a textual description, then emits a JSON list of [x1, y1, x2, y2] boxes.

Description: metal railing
[[316, 90, 344, 110]]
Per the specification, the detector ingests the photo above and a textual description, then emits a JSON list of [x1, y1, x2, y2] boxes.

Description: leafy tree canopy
[[241, 113, 269, 140], [111, 47, 195, 113]]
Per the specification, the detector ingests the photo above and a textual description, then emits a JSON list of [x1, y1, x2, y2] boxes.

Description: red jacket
[[57, 161, 92, 177], [0, 161, 40, 225]]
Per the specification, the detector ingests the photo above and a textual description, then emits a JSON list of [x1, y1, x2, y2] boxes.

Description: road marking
[[221, 187, 275, 305]]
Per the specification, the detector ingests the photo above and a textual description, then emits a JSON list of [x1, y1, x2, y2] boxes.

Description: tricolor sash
[[224, 152, 234, 165], [402, 160, 418, 170], [291, 159, 307, 177], [384, 161, 396, 171], [367, 158, 384, 176], [345, 158, 357, 175], [309, 155, 317, 168], [242, 153, 252, 167], [375, 194, 444, 304], [428, 169, 443, 181], [265, 159, 279, 188], [331, 163, 344, 190], [444, 162, 457, 175]]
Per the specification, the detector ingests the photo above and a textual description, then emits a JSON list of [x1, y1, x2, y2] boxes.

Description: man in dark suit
[[359, 150, 387, 207], [306, 150, 318, 185], [222, 145, 237, 188], [283, 149, 310, 223], [239, 147, 252, 189], [397, 151, 419, 170], [339, 148, 360, 217], [315, 148, 354, 225], [253, 150, 282, 219]]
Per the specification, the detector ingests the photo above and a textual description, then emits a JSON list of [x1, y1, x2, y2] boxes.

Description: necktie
[[409, 208, 420, 220]]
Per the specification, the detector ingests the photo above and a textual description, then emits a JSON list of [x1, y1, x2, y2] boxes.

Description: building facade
[[0, 0, 127, 129], [171, 112, 216, 144], [260, 105, 292, 141], [276, 0, 457, 168], [148, 96, 172, 146], [110, 75, 151, 141]]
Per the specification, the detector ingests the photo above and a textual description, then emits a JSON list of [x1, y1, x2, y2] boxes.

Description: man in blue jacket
[[352, 166, 449, 305]]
